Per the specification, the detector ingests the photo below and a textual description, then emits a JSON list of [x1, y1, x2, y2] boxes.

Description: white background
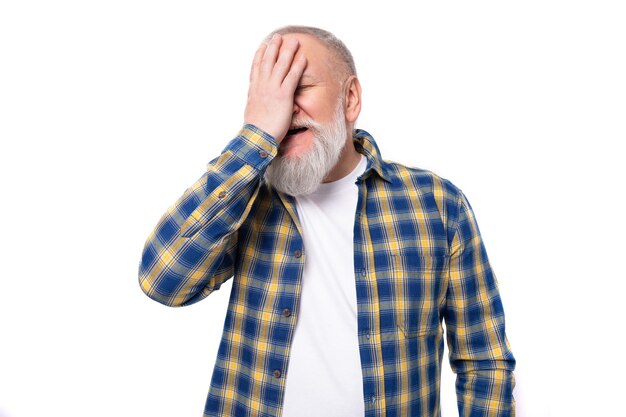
[[1, 1, 624, 416]]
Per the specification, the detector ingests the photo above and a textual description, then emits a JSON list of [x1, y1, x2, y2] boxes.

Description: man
[[139, 25, 516, 417]]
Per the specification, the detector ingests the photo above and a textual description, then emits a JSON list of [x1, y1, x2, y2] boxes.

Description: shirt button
[[366, 333, 371, 340], [282, 308, 291, 317], [273, 369, 282, 378], [259, 150, 268, 158], [294, 250, 302, 258], [370, 395, 376, 403], [217, 191, 226, 199], [360, 268, 366, 276]]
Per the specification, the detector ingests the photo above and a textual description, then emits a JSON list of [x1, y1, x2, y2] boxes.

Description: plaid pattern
[[139, 125, 516, 417]]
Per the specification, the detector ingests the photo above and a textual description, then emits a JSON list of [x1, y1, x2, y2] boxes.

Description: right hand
[[243, 34, 307, 143]]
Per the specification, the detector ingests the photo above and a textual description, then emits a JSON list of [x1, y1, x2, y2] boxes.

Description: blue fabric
[[139, 124, 516, 416]]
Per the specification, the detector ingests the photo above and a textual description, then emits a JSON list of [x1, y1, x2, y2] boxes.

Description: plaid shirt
[[139, 125, 516, 417]]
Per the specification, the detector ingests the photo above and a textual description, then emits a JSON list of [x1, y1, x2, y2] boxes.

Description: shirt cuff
[[222, 124, 279, 171]]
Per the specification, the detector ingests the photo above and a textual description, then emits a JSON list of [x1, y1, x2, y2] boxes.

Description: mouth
[[285, 127, 309, 138], [279, 127, 311, 156]]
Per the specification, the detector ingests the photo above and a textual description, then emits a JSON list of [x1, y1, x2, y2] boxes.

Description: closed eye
[[295, 85, 312, 95]]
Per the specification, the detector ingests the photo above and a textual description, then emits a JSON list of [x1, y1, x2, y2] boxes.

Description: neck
[[322, 138, 362, 183]]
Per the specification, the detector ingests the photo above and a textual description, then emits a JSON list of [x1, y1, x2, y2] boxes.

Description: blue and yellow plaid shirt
[[139, 125, 516, 417]]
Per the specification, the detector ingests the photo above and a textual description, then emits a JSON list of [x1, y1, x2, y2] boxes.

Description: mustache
[[289, 118, 323, 130]]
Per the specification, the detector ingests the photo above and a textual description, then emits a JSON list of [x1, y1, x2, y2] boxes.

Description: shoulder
[[353, 128, 465, 218], [383, 159, 462, 201], [381, 160, 467, 241]]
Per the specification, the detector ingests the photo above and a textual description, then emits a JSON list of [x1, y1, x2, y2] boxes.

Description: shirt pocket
[[391, 252, 447, 338]]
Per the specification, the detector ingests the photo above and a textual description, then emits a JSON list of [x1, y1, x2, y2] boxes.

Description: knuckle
[[274, 58, 289, 70]]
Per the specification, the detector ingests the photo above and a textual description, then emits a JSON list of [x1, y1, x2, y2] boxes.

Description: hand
[[243, 34, 307, 143]]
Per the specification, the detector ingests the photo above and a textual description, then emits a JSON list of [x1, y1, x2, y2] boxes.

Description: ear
[[343, 75, 362, 124]]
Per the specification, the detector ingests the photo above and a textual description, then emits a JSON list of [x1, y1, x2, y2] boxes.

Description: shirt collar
[[352, 129, 393, 183]]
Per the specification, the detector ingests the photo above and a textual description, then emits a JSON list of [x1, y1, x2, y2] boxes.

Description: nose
[[292, 100, 301, 115]]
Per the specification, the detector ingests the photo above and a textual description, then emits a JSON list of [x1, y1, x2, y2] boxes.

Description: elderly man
[[139, 25, 516, 417]]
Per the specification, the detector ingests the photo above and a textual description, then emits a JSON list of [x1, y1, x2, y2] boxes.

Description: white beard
[[264, 100, 348, 196]]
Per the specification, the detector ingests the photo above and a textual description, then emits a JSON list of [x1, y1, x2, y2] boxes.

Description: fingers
[[259, 34, 283, 79], [255, 34, 301, 86], [243, 33, 306, 142], [270, 37, 301, 85], [282, 55, 307, 91], [249, 42, 267, 84]]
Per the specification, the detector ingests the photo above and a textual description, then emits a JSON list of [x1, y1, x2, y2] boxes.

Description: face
[[277, 33, 347, 160], [264, 96, 347, 196], [264, 33, 352, 196]]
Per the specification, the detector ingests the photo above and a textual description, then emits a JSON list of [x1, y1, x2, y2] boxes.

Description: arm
[[138, 34, 307, 307], [444, 191, 516, 417], [138, 125, 277, 307]]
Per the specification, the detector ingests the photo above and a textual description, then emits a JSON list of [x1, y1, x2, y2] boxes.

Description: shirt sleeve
[[444, 190, 516, 417], [138, 124, 278, 307]]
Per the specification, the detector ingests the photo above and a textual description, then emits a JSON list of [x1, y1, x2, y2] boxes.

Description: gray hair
[[264, 25, 357, 78]]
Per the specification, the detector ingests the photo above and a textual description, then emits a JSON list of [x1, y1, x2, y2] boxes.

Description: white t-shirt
[[281, 154, 368, 417]]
